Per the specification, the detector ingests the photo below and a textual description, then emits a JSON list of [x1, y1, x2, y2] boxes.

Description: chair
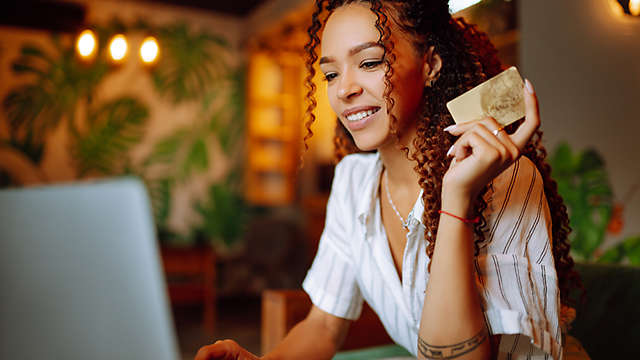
[[161, 246, 216, 335], [261, 289, 393, 355]]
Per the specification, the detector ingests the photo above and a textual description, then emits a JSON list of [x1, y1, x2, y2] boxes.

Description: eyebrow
[[319, 41, 383, 65]]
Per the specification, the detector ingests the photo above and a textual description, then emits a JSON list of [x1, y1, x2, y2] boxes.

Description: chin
[[351, 132, 388, 152], [339, 115, 392, 152]]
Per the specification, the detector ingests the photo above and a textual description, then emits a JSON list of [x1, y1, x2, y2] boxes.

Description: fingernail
[[446, 145, 454, 157], [444, 124, 457, 132], [525, 78, 535, 94]]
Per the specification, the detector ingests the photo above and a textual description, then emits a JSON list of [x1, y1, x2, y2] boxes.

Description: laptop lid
[[0, 178, 180, 360]]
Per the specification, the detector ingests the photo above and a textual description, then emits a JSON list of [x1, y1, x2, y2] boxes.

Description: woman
[[197, 1, 581, 359]]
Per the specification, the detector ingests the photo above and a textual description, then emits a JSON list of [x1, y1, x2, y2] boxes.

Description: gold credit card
[[446, 66, 525, 126]]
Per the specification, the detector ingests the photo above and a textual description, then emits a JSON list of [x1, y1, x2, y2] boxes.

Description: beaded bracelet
[[438, 209, 480, 224]]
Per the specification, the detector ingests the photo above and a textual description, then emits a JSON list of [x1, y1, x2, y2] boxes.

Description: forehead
[[320, 3, 381, 56]]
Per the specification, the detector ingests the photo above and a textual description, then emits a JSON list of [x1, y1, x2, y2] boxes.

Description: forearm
[[417, 194, 490, 360], [263, 316, 345, 360]]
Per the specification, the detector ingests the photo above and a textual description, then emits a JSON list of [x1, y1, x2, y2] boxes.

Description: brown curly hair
[[303, 0, 582, 308]]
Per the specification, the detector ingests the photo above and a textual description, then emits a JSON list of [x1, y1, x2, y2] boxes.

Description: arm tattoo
[[418, 327, 489, 360]]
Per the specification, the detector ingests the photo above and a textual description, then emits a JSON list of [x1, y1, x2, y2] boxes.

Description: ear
[[423, 45, 442, 87]]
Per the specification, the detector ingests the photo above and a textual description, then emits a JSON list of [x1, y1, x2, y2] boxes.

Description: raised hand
[[442, 79, 540, 201]]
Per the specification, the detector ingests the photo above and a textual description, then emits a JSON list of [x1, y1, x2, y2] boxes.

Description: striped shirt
[[302, 152, 562, 360]]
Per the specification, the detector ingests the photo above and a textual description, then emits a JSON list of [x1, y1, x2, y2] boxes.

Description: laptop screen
[[0, 178, 180, 360]]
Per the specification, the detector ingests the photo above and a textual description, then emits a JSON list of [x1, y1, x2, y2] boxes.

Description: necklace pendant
[[384, 170, 413, 230]]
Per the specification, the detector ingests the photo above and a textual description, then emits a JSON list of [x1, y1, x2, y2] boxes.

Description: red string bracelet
[[438, 210, 480, 224]]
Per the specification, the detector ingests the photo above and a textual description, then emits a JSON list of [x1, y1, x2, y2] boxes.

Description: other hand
[[195, 339, 260, 360], [442, 78, 540, 201]]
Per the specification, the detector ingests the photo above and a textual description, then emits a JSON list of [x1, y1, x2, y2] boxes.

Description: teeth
[[346, 108, 377, 121]]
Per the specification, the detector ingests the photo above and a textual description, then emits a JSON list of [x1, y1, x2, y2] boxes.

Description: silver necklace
[[383, 170, 410, 229]]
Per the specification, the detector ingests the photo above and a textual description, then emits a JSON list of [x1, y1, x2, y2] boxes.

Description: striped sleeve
[[475, 157, 563, 360], [302, 160, 364, 320]]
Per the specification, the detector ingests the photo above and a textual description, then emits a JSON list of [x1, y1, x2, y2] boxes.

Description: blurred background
[[0, 0, 638, 358]]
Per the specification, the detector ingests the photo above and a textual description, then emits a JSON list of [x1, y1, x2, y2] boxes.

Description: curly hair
[[303, 0, 582, 308]]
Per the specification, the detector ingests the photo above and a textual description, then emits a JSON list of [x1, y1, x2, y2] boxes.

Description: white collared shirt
[[302, 152, 562, 360]]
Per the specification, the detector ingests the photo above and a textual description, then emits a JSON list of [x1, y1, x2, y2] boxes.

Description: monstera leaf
[[144, 177, 173, 230], [72, 97, 148, 176], [2, 19, 247, 248], [151, 23, 230, 103], [2, 40, 109, 162], [549, 143, 614, 261], [214, 68, 246, 153]]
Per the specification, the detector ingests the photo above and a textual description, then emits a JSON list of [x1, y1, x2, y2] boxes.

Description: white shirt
[[302, 152, 562, 360]]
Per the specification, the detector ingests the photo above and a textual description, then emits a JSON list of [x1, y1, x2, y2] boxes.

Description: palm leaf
[[151, 23, 230, 103], [73, 97, 149, 176], [145, 177, 173, 229], [180, 137, 209, 179], [144, 129, 188, 167], [3, 39, 111, 163]]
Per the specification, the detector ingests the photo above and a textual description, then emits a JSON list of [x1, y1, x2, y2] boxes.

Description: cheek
[[368, 72, 386, 98], [327, 87, 341, 118]]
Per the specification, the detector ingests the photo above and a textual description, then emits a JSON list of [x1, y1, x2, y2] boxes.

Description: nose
[[337, 70, 363, 100]]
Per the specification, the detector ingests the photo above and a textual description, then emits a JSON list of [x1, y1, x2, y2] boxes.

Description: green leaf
[[549, 142, 574, 176], [552, 143, 613, 261], [597, 244, 625, 263], [145, 130, 187, 166], [11, 62, 45, 77], [151, 23, 230, 103], [4, 38, 112, 167], [578, 149, 605, 173], [195, 183, 249, 247], [145, 177, 173, 229], [20, 44, 53, 64], [73, 97, 149, 175], [622, 235, 640, 265], [181, 138, 208, 178]]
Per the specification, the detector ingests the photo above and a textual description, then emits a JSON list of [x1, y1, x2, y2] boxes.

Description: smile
[[345, 107, 380, 122]]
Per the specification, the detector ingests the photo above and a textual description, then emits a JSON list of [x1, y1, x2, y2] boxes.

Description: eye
[[361, 59, 383, 69], [323, 72, 338, 82]]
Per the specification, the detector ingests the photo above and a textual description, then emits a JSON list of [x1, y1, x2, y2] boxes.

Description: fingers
[[449, 130, 497, 164], [511, 78, 540, 150], [445, 117, 519, 162], [195, 340, 238, 360], [443, 78, 540, 154], [195, 342, 225, 360]]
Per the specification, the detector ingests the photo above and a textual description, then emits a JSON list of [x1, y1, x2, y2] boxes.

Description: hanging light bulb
[[609, 0, 625, 15], [611, 0, 640, 16], [449, 0, 482, 14], [109, 34, 128, 62], [630, 0, 640, 16], [76, 29, 97, 59], [140, 36, 159, 64]]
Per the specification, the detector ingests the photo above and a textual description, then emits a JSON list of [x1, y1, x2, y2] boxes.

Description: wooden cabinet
[[245, 52, 304, 205]]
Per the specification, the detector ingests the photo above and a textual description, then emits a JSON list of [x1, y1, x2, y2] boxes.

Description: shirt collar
[[356, 152, 383, 226], [356, 151, 425, 228]]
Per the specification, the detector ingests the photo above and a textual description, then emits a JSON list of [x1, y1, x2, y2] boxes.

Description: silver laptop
[[0, 178, 180, 360]]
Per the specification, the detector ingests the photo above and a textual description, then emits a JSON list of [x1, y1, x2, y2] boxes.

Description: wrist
[[441, 189, 474, 219], [438, 209, 480, 225]]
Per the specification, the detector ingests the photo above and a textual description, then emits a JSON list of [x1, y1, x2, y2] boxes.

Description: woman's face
[[320, 2, 430, 151]]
